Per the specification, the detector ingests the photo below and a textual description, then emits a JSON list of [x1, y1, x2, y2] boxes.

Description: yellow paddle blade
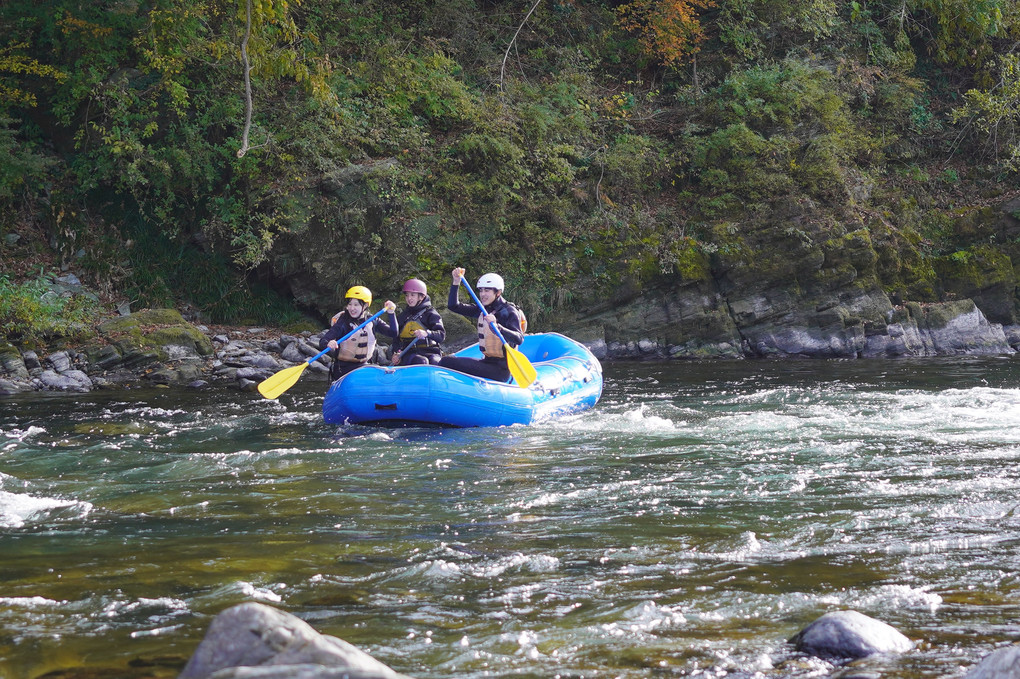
[[257, 361, 310, 399], [505, 344, 537, 388]]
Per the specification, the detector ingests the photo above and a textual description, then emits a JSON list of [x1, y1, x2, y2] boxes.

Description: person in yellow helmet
[[318, 285, 397, 381]]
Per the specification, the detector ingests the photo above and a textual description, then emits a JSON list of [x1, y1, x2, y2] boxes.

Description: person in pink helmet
[[385, 278, 446, 365]]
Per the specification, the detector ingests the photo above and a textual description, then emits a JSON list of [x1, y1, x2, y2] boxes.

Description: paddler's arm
[[447, 266, 479, 318]]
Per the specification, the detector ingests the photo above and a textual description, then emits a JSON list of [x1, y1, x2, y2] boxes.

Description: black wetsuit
[[318, 311, 398, 380], [439, 285, 523, 382], [379, 294, 447, 365]]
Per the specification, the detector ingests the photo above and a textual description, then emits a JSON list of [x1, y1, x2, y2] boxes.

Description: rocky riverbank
[[0, 308, 336, 395], [3, 293, 1020, 395]]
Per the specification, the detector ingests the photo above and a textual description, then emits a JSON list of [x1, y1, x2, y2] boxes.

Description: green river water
[[2, 358, 1020, 678]]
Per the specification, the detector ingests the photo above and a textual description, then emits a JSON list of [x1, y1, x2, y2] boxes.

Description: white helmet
[[476, 273, 504, 291]]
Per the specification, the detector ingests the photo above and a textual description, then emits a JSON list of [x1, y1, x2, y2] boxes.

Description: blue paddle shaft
[[459, 279, 509, 346], [398, 336, 421, 355], [310, 307, 388, 364]]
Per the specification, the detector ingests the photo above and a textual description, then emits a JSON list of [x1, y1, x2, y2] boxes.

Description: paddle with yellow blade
[[257, 308, 388, 399], [459, 277, 537, 388]]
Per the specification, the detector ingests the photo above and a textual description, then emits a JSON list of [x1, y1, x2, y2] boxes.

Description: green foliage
[[601, 134, 671, 193], [353, 48, 475, 129], [717, 0, 840, 61], [0, 40, 66, 109], [953, 53, 1020, 170], [905, 0, 1005, 67], [0, 115, 56, 201], [0, 0, 1019, 333], [0, 269, 98, 343], [685, 59, 879, 213]]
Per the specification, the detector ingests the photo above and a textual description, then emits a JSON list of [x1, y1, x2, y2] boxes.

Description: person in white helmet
[[438, 267, 524, 382]]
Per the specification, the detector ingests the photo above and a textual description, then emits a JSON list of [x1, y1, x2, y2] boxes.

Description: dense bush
[[0, 270, 98, 343], [0, 0, 1017, 324]]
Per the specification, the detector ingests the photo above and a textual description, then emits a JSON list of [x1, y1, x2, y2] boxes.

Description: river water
[[2, 358, 1020, 679]]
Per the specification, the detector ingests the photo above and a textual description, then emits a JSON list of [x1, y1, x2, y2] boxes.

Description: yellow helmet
[[345, 285, 372, 306]]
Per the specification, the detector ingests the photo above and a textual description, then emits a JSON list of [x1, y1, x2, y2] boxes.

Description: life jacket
[[476, 301, 526, 358], [399, 303, 441, 352], [509, 301, 528, 334], [336, 317, 376, 363]]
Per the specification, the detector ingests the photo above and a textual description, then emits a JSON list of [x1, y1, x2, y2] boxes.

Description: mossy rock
[[951, 205, 1006, 245], [663, 308, 739, 346], [0, 342, 29, 379], [111, 340, 161, 369], [709, 219, 825, 291], [667, 239, 712, 282], [908, 299, 978, 331], [933, 245, 1017, 324], [97, 309, 213, 360], [142, 326, 214, 356], [0, 342, 20, 363], [822, 229, 878, 279], [934, 245, 1014, 290], [86, 343, 123, 370], [98, 309, 188, 335]]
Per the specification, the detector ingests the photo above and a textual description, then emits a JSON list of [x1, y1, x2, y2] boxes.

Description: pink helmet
[[402, 278, 427, 295]]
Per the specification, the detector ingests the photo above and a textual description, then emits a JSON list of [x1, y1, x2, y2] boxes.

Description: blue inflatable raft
[[322, 332, 603, 427]]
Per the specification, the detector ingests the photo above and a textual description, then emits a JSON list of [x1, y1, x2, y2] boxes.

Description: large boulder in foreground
[[789, 610, 913, 660], [178, 602, 413, 679], [963, 644, 1020, 679]]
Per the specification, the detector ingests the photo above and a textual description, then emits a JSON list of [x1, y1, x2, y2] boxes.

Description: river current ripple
[[2, 358, 1020, 678]]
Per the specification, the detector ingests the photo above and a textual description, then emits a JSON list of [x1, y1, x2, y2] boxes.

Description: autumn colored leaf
[[616, 0, 716, 67]]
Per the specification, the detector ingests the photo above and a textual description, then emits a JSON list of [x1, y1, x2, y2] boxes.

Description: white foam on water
[[102, 406, 188, 419], [842, 387, 1020, 441], [498, 629, 541, 658], [466, 553, 560, 577], [512, 477, 666, 512], [130, 623, 185, 638], [595, 600, 687, 640], [237, 581, 284, 602], [928, 497, 1016, 519], [675, 531, 769, 564], [621, 600, 687, 630], [0, 596, 66, 608], [2, 425, 46, 441], [259, 447, 305, 456], [416, 559, 463, 580], [516, 487, 587, 509], [100, 596, 190, 622], [197, 581, 285, 604], [550, 404, 681, 436], [405, 552, 561, 583], [848, 583, 943, 613], [271, 410, 321, 425], [0, 490, 93, 529]]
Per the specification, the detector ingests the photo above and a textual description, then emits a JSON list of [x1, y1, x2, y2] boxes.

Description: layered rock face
[[560, 202, 1019, 360], [261, 161, 1020, 361]]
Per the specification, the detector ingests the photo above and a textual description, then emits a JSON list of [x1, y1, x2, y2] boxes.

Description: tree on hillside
[[954, 52, 1020, 169], [0, 41, 65, 204], [615, 0, 716, 68]]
